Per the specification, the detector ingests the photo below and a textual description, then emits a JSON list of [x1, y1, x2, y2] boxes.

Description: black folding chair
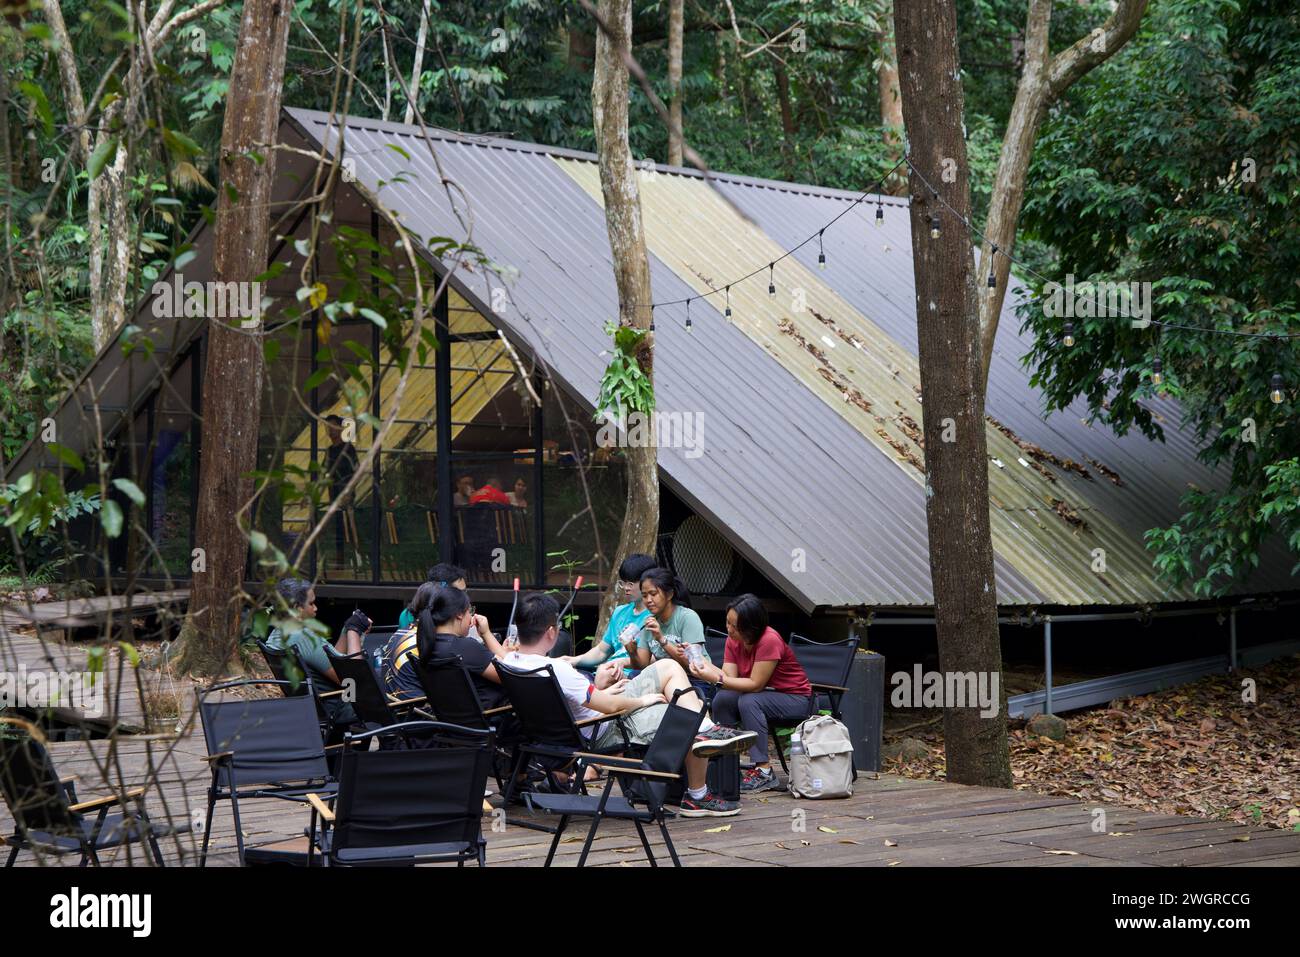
[[197, 680, 339, 866], [704, 627, 728, 669], [305, 721, 493, 867], [770, 632, 860, 775], [255, 638, 354, 744], [524, 688, 703, 867], [1, 717, 182, 867], [331, 655, 431, 747], [363, 627, 398, 676], [416, 653, 515, 790], [494, 661, 633, 831]]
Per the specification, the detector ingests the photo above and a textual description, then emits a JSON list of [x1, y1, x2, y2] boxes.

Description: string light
[[1151, 355, 1163, 387], [929, 214, 941, 240], [1062, 322, 1075, 348], [685, 298, 693, 333], [1271, 372, 1284, 404], [987, 245, 998, 288], [875, 201, 884, 227], [649, 305, 655, 333], [768, 262, 776, 296], [817, 230, 826, 270], [724, 285, 732, 320]]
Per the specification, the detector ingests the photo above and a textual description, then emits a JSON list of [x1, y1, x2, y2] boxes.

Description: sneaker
[[677, 791, 741, 817], [692, 725, 758, 758], [740, 766, 781, 793]]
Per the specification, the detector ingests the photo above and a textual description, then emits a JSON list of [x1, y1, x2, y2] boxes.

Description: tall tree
[[175, 0, 292, 675], [592, 0, 658, 629], [975, 0, 1148, 391], [895, 0, 1011, 788], [666, 0, 683, 165], [875, 1, 906, 194]]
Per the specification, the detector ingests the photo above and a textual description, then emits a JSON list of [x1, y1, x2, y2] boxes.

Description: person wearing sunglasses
[[560, 553, 656, 677]]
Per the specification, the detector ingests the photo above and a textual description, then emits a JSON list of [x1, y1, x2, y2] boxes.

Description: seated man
[[503, 592, 756, 817]]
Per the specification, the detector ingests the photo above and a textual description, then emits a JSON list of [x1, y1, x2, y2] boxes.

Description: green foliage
[[597, 321, 654, 417], [1018, 0, 1300, 595]]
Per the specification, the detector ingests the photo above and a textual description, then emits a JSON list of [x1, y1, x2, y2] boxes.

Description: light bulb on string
[[987, 245, 998, 288], [817, 230, 826, 270], [929, 214, 941, 240], [768, 262, 776, 296], [1271, 372, 1284, 404], [724, 285, 732, 321], [649, 305, 655, 333], [875, 202, 884, 228], [1151, 355, 1163, 387], [685, 298, 693, 333], [1062, 322, 1075, 348]]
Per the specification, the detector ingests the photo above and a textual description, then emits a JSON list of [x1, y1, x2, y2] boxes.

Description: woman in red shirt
[[689, 593, 813, 792]]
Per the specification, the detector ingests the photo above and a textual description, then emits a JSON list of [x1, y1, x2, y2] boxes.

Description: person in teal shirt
[[561, 553, 656, 676], [628, 566, 711, 671]]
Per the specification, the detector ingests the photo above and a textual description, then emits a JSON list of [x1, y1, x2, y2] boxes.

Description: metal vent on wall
[[658, 515, 741, 595]]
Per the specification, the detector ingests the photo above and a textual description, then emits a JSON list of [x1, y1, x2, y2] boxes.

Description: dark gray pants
[[711, 689, 812, 764]]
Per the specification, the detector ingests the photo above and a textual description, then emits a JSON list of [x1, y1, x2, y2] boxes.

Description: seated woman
[[689, 593, 813, 793], [561, 552, 657, 676], [417, 585, 508, 712], [265, 577, 358, 728], [624, 568, 712, 675], [380, 581, 438, 699]]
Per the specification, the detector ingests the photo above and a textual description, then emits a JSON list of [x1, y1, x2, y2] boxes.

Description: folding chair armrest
[[388, 694, 427, 708], [810, 682, 849, 694], [602, 765, 681, 781], [306, 792, 335, 822], [318, 689, 347, 699], [69, 787, 147, 813], [572, 751, 640, 765], [202, 751, 235, 764], [576, 711, 626, 728], [483, 704, 514, 716]]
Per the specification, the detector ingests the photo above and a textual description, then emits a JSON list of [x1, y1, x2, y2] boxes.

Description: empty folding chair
[[524, 688, 703, 867], [255, 638, 355, 744], [1, 716, 182, 867], [305, 721, 494, 867], [196, 680, 339, 866]]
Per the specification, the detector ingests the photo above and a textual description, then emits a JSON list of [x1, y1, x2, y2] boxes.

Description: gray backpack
[[787, 714, 855, 799]]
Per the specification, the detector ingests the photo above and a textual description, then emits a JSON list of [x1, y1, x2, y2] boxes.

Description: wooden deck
[[4, 731, 1299, 867], [0, 590, 187, 633]]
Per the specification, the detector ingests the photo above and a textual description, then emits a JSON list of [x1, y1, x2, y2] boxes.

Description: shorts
[[589, 667, 667, 752]]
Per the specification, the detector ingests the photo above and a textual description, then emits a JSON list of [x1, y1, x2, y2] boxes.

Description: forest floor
[[883, 655, 1300, 830]]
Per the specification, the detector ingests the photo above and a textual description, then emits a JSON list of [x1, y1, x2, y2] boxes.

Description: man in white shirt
[[503, 592, 755, 817]]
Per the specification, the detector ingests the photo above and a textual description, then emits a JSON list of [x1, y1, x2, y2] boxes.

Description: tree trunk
[[666, 0, 683, 165], [404, 0, 430, 124], [976, 0, 1148, 393], [894, 0, 1011, 788], [772, 59, 797, 181], [875, 2, 906, 195], [176, 0, 291, 676], [593, 0, 658, 633]]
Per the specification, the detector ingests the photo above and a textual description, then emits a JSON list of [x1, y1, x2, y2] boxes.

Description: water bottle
[[789, 732, 804, 757], [685, 643, 704, 670]]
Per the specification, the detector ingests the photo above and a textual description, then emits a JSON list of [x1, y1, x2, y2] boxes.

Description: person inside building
[[469, 476, 511, 505], [508, 477, 529, 508], [453, 474, 476, 507], [561, 552, 656, 676], [503, 592, 755, 817], [688, 593, 814, 793]]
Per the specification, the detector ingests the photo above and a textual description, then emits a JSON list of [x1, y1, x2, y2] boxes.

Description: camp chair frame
[[196, 680, 340, 867], [523, 688, 703, 867], [771, 632, 860, 776], [255, 638, 354, 743], [330, 655, 431, 747], [1, 717, 181, 867], [305, 721, 493, 867], [416, 653, 516, 791]]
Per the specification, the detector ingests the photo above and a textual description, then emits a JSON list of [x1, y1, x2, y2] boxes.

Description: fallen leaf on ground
[[884, 839, 898, 847], [1046, 850, 1080, 856], [703, 824, 731, 833], [817, 826, 837, 833]]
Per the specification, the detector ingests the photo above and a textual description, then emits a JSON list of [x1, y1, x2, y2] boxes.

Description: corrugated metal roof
[[16, 105, 1288, 611], [282, 108, 1298, 607]]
